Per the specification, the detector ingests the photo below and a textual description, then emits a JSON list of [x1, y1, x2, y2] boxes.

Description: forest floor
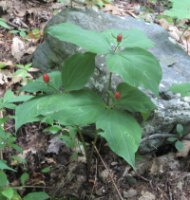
[[0, 0, 190, 199]]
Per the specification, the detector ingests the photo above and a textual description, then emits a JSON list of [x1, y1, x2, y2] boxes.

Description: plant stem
[[99, 42, 121, 165], [0, 110, 6, 160], [97, 133, 104, 163], [13, 186, 52, 189], [76, 125, 89, 180], [106, 42, 120, 106], [47, 84, 60, 94], [106, 72, 112, 106], [88, 130, 99, 175], [179, 26, 189, 43]]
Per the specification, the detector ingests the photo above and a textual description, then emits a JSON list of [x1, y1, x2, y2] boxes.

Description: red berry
[[115, 91, 120, 100], [117, 34, 122, 42], [43, 74, 50, 83]]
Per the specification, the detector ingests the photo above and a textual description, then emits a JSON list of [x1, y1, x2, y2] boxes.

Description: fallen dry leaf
[[102, 4, 125, 16], [0, 72, 9, 85], [12, 73, 33, 84], [157, 18, 170, 30], [125, 10, 138, 18], [17, 10, 26, 17], [139, 191, 155, 200], [27, 33, 44, 40], [24, 46, 36, 55], [6, 33, 14, 39], [0, 1, 8, 12], [17, 148, 37, 160], [176, 137, 190, 158], [1, 69, 13, 77], [27, 67, 40, 72], [168, 26, 181, 42], [11, 37, 25, 61], [47, 136, 65, 154], [0, 60, 14, 68]]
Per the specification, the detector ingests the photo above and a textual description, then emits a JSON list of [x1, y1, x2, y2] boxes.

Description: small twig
[[5, 125, 15, 130], [136, 173, 150, 182], [89, 158, 98, 200], [93, 143, 124, 200], [179, 26, 189, 43], [140, 133, 190, 144], [145, 111, 156, 144], [5, 20, 19, 29], [116, 166, 131, 188], [167, 183, 172, 200], [135, 172, 153, 188], [170, 172, 189, 182]]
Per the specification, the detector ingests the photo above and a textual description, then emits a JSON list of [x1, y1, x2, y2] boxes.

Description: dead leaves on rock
[[11, 37, 37, 62]]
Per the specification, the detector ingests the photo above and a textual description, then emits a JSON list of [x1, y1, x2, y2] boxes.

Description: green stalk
[[106, 42, 120, 106], [179, 26, 189, 43], [47, 84, 60, 94], [88, 130, 99, 175], [98, 42, 120, 161], [101, 43, 121, 161], [76, 125, 89, 180], [106, 72, 113, 106], [0, 110, 6, 160]]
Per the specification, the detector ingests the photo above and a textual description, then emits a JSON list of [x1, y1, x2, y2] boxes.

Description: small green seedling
[[9, 28, 30, 39], [13, 63, 32, 79], [167, 124, 184, 151], [156, 15, 174, 24]]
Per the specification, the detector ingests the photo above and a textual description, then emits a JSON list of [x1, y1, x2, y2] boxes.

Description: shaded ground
[[1, 0, 190, 199]]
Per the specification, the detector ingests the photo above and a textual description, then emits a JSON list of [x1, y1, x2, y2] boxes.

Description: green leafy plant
[[156, 15, 174, 24], [41, 117, 87, 159], [15, 23, 162, 177], [168, 82, 190, 98], [163, 0, 190, 20], [0, 18, 10, 29], [167, 124, 185, 151], [0, 63, 6, 71], [9, 28, 30, 39], [156, 0, 190, 31], [27, 29, 43, 39], [161, 1, 173, 8], [13, 63, 32, 79], [58, 0, 68, 3], [138, 0, 157, 23], [167, 83, 190, 151], [0, 90, 49, 199]]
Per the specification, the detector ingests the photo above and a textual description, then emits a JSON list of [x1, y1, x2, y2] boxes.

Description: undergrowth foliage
[[0, 2, 190, 198], [1, 24, 164, 199], [16, 23, 162, 169], [2, 20, 190, 200]]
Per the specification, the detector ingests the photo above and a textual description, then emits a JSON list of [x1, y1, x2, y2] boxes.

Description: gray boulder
[[32, 8, 190, 153]]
